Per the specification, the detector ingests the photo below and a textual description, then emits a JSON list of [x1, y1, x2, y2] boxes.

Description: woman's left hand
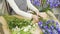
[[32, 15, 39, 23], [37, 12, 48, 19]]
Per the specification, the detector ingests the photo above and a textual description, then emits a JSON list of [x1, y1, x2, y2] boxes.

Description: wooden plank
[[0, 16, 11, 34]]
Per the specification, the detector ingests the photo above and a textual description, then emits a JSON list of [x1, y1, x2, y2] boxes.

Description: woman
[[6, 0, 60, 34], [6, 0, 47, 22]]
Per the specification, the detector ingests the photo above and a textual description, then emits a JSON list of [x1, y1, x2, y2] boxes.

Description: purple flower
[[38, 21, 43, 25], [46, 20, 50, 24], [50, 26, 54, 29], [46, 29, 52, 33], [44, 32, 48, 34], [38, 19, 60, 34], [47, 0, 59, 8], [30, 0, 40, 6], [58, 1, 60, 4], [56, 22, 59, 25], [44, 26, 48, 29], [38, 21, 43, 27], [49, 32, 52, 34], [55, 22, 59, 29], [52, 29, 58, 34], [57, 2, 60, 4], [57, 27, 60, 33], [42, 29, 46, 32], [46, 20, 55, 24], [51, 20, 55, 23]]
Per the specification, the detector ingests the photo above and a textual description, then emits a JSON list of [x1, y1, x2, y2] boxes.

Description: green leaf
[[20, 30, 31, 34]]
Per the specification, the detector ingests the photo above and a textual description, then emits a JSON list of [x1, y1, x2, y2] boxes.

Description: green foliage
[[3, 15, 43, 34], [42, 0, 46, 4], [3, 15, 32, 29], [40, 5, 51, 12], [11, 29, 32, 34], [20, 30, 31, 34]]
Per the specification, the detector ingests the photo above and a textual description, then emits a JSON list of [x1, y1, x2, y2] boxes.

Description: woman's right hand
[[32, 15, 39, 23]]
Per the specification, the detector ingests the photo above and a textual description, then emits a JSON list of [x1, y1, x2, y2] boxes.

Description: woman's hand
[[32, 15, 39, 23], [36, 12, 48, 19], [32, 12, 48, 23]]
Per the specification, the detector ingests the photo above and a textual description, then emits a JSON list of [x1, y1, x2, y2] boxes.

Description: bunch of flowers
[[11, 23, 38, 34], [30, 0, 40, 6], [3, 15, 38, 34], [38, 20, 60, 34], [47, 0, 60, 8], [30, 0, 60, 9]]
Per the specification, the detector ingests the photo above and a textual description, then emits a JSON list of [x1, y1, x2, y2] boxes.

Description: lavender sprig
[[47, 0, 60, 8], [38, 20, 60, 34]]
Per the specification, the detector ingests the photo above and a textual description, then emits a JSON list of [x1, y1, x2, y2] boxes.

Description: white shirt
[[6, 0, 33, 19], [27, 0, 39, 12]]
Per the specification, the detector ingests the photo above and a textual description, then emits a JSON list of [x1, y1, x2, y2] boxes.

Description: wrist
[[32, 15, 39, 23]]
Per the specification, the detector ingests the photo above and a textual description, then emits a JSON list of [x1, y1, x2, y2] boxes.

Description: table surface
[[0, 16, 11, 34]]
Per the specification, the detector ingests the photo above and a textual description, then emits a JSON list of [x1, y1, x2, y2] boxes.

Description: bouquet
[[38, 19, 60, 34], [3, 15, 39, 34]]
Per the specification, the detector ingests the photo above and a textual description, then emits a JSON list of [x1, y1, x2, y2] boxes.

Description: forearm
[[27, 0, 39, 13], [6, 0, 33, 19]]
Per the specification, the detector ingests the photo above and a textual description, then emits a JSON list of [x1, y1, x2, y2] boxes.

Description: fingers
[[32, 15, 39, 23], [35, 11, 40, 16], [35, 11, 48, 18], [32, 12, 48, 23], [38, 12, 48, 18]]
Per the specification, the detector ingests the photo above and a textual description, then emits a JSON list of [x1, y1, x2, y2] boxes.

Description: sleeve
[[27, 0, 39, 12], [6, 0, 33, 19]]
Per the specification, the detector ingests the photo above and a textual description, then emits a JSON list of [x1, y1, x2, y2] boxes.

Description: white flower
[[12, 26, 20, 32], [16, 26, 20, 31], [23, 25, 31, 32], [23, 28, 28, 32], [33, 24, 36, 27], [28, 25, 31, 28]]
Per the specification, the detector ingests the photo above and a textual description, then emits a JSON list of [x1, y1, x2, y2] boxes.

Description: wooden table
[[0, 16, 11, 34]]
